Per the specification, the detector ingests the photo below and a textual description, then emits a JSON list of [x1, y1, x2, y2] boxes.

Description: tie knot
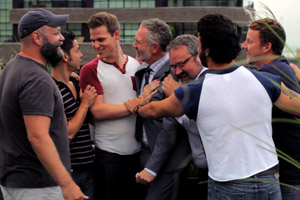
[[144, 66, 151, 85], [146, 66, 152, 72]]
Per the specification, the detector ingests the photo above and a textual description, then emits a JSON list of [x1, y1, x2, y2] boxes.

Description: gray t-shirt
[[0, 55, 70, 188]]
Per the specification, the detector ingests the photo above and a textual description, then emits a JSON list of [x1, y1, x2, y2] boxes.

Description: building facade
[[1, 0, 251, 64]]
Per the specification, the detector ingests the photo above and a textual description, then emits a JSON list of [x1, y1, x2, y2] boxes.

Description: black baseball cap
[[18, 8, 69, 39]]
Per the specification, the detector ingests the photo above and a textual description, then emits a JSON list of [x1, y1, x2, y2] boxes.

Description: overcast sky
[[247, 0, 300, 53]]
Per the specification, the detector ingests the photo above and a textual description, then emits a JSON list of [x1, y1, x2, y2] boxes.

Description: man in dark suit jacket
[[131, 18, 191, 200]]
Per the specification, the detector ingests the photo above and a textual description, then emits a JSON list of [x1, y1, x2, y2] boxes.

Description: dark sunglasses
[[170, 55, 194, 70]]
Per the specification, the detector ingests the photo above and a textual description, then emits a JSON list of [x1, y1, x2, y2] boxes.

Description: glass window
[[167, 0, 236, 7], [93, 0, 155, 8], [0, 0, 12, 42], [168, 22, 197, 38], [120, 23, 139, 43], [61, 23, 82, 40]]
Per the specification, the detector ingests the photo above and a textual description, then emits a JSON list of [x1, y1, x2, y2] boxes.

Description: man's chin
[[179, 77, 192, 85]]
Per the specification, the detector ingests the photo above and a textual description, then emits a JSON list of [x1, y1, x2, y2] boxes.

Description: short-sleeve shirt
[[260, 57, 300, 184], [175, 65, 281, 181], [0, 55, 70, 188], [79, 56, 141, 155]]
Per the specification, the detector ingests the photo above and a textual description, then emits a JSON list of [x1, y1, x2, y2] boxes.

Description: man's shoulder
[[82, 57, 100, 69], [127, 55, 142, 65], [261, 57, 291, 72]]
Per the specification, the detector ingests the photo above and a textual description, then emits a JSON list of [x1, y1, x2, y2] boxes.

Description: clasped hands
[[124, 80, 160, 115]]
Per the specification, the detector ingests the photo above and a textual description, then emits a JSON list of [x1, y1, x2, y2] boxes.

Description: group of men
[[0, 8, 300, 200]]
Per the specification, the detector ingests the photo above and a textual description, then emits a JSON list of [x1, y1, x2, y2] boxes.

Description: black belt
[[252, 164, 279, 177]]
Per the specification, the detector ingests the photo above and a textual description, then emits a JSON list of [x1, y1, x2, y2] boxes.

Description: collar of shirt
[[147, 53, 169, 82], [141, 54, 169, 90], [196, 66, 208, 80]]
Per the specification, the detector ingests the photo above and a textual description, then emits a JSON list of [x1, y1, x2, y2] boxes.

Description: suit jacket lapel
[[135, 63, 148, 95]]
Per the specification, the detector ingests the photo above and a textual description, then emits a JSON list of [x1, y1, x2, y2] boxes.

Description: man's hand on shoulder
[[290, 63, 300, 83], [142, 80, 160, 103], [162, 74, 182, 96], [70, 72, 80, 81], [80, 85, 97, 108]]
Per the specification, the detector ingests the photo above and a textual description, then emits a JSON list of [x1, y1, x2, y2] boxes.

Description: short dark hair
[[197, 14, 241, 64], [249, 18, 285, 55], [61, 30, 75, 55], [140, 18, 172, 52], [87, 12, 120, 36]]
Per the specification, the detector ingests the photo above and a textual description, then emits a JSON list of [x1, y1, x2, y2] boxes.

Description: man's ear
[[113, 30, 120, 40], [151, 43, 160, 54], [63, 52, 69, 63], [32, 31, 43, 46], [263, 42, 272, 53], [205, 48, 210, 57]]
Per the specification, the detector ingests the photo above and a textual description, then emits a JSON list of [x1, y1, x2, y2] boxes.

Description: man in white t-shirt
[[79, 12, 158, 200]]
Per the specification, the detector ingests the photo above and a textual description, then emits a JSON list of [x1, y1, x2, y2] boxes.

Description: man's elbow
[[90, 107, 103, 120]]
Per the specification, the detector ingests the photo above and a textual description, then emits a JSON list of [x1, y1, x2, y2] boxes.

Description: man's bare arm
[[24, 115, 88, 200], [91, 80, 160, 120], [274, 83, 300, 116], [67, 85, 97, 139], [138, 93, 184, 118]]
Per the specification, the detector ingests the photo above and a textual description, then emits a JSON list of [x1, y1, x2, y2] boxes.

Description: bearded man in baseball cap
[[0, 9, 88, 200]]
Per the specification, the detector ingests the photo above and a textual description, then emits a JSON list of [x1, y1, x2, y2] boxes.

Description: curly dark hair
[[197, 14, 241, 64], [60, 30, 75, 55]]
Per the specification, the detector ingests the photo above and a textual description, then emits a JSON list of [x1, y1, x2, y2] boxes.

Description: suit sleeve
[[144, 83, 191, 173], [145, 116, 184, 173]]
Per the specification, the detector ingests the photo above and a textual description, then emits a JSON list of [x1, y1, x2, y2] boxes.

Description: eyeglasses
[[170, 55, 194, 70]]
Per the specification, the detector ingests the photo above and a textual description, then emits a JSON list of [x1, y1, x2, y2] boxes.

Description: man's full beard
[[40, 37, 63, 67]]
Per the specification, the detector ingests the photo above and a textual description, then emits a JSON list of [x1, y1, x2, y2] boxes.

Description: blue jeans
[[71, 163, 95, 200], [280, 184, 300, 200], [208, 173, 282, 200], [94, 148, 143, 200]]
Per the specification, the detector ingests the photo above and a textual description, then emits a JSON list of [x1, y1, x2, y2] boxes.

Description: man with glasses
[[131, 18, 191, 200], [162, 34, 208, 199]]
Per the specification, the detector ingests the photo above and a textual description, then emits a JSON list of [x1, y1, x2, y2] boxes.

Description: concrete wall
[[0, 42, 247, 67], [10, 7, 249, 25], [0, 42, 136, 66]]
